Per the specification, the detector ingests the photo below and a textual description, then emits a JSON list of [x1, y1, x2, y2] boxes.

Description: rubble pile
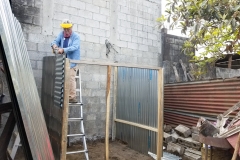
[[163, 124, 202, 160]]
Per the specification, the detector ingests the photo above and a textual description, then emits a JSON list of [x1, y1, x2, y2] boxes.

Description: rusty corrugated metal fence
[[164, 78, 240, 127]]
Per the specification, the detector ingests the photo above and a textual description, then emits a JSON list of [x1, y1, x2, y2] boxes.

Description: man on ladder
[[51, 19, 80, 103], [50, 19, 89, 160]]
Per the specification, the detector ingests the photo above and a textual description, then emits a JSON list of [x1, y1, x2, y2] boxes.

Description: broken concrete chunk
[[164, 124, 172, 132], [178, 137, 201, 150], [175, 124, 192, 138], [163, 132, 172, 143], [167, 142, 185, 156], [192, 133, 199, 142], [183, 151, 201, 160]]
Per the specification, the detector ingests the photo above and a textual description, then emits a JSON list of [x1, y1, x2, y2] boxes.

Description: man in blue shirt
[[51, 19, 80, 103]]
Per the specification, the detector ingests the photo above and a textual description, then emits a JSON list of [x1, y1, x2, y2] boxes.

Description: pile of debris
[[163, 124, 202, 160]]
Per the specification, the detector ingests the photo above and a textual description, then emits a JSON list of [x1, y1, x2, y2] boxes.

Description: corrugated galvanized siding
[[0, 0, 54, 158], [116, 67, 158, 154], [164, 79, 240, 127]]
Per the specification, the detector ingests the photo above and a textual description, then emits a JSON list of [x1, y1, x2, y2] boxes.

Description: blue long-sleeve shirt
[[51, 31, 80, 68]]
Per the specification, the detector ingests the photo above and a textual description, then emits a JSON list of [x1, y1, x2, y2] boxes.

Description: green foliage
[[158, 0, 240, 70]]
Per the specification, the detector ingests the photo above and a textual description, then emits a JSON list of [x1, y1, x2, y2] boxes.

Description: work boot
[[69, 97, 77, 103]]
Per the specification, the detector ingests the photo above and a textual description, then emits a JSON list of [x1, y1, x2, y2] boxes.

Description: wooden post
[[228, 54, 232, 69], [232, 132, 240, 160], [60, 58, 70, 160], [112, 67, 118, 141], [105, 65, 111, 160], [157, 69, 164, 160]]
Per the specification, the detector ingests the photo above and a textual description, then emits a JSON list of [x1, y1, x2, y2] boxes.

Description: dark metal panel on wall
[[0, 0, 54, 159], [164, 78, 240, 127]]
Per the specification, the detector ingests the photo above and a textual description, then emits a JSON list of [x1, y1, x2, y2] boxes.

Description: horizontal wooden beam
[[70, 60, 161, 70], [114, 119, 158, 132]]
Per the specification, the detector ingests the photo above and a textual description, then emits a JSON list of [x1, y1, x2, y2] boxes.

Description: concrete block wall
[[11, 0, 162, 139]]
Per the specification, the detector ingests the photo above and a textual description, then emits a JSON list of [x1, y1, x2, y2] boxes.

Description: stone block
[[191, 126, 199, 134], [148, 33, 158, 40], [100, 22, 110, 30], [192, 133, 199, 142], [86, 3, 100, 13], [93, 13, 107, 22], [167, 142, 185, 156], [185, 148, 201, 156], [163, 132, 172, 143], [175, 124, 192, 138], [100, 8, 109, 16], [128, 42, 138, 50], [121, 20, 131, 28], [139, 44, 148, 51], [170, 132, 179, 143], [120, 34, 131, 42], [79, 10, 93, 19], [164, 124, 172, 133], [70, 0, 85, 9], [183, 152, 201, 160], [86, 19, 100, 28], [178, 137, 201, 150], [93, 28, 106, 37], [86, 35, 100, 44]]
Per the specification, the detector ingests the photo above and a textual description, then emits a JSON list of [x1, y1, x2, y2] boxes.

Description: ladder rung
[[66, 150, 88, 154], [68, 118, 83, 121], [67, 133, 84, 137]]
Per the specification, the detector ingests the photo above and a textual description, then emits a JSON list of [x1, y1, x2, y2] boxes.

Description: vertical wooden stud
[[157, 69, 164, 160], [112, 67, 118, 141], [61, 58, 70, 160], [105, 65, 112, 160]]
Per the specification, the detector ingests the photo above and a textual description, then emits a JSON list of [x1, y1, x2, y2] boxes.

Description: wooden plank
[[112, 67, 118, 141], [114, 119, 158, 132], [105, 65, 111, 160], [71, 60, 161, 70], [157, 69, 164, 160], [0, 111, 15, 160], [60, 58, 70, 160]]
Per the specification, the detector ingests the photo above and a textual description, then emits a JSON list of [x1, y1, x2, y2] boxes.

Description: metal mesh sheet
[[0, 0, 54, 159], [116, 67, 158, 154]]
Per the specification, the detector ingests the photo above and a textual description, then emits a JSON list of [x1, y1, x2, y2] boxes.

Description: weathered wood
[[0, 111, 15, 160], [61, 58, 70, 160], [231, 132, 240, 160], [105, 65, 111, 160], [228, 54, 232, 69], [71, 60, 161, 70], [112, 67, 118, 141], [157, 69, 164, 160], [0, 102, 12, 114], [115, 119, 158, 132]]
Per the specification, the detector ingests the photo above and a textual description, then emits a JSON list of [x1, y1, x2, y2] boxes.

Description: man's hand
[[52, 44, 58, 49], [58, 48, 64, 54]]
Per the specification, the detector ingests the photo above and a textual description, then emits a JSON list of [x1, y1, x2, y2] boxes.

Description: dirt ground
[[15, 140, 153, 160]]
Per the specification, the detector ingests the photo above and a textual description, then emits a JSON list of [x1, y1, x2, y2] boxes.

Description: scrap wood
[[231, 132, 240, 160]]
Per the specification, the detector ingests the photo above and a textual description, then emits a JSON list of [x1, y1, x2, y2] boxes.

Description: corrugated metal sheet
[[116, 67, 158, 154], [164, 78, 240, 127], [0, 0, 54, 159]]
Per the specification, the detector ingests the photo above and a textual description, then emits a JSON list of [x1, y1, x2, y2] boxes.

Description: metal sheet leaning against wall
[[0, 0, 54, 158]]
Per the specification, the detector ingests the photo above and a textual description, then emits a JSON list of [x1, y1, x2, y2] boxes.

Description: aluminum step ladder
[[67, 69, 89, 160]]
